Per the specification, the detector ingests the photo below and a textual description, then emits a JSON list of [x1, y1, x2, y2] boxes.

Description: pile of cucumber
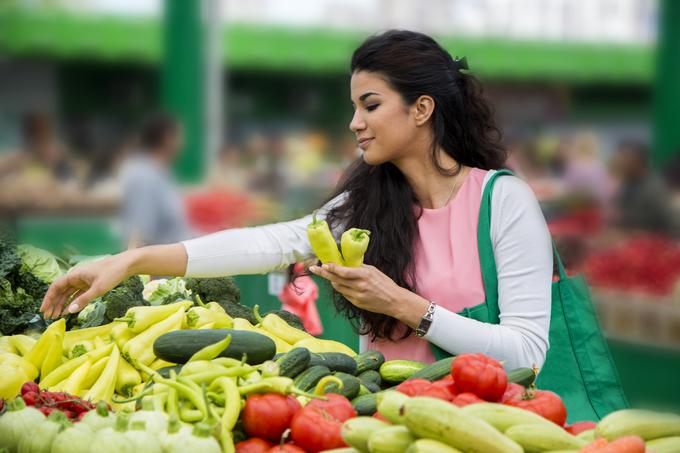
[[275, 348, 535, 417]]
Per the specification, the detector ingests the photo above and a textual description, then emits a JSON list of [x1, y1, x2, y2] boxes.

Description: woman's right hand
[[40, 254, 131, 319]]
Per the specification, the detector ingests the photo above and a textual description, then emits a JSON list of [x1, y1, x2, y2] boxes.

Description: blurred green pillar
[[162, 0, 204, 183], [653, 0, 680, 166]]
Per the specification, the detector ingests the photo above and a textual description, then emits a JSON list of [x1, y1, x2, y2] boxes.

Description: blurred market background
[[1, 0, 680, 409]]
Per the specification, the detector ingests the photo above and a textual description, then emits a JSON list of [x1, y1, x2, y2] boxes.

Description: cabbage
[[143, 277, 191, 305], [17, 244, 63, 283]]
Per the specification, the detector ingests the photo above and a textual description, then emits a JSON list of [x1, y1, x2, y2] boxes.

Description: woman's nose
[[349, 110, 365, 133]]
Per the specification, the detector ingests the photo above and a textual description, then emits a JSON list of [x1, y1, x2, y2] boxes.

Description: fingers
[[60, 287, 99, 316], [309, 265, 356, 287], [322, 263, 363, 279]]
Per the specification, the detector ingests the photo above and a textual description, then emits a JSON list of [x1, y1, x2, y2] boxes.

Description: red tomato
[[565, 420, 597, 435], [418, 379, 457, 401], [395, 379, 431, 397], [505, 389, 567, 426], [501, 383, 525, 403], [266, 445, 307, 453], [304, 394, 355, 421], [291, 394, 356, 452], [451, 392, 485, 407], [242, 394, 301, 441], [235, 438, 275, 453], [451, 353, 508, 402]]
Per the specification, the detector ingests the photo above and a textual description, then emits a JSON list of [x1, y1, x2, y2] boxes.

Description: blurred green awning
[[0, 6, 654, 83]]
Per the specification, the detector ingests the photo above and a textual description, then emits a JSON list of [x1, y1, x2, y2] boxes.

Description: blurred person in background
[[0, 112, 76, 183], [560, 132, 612, 207], [609, 139, 674, 236], [118, 112, 193, 247]]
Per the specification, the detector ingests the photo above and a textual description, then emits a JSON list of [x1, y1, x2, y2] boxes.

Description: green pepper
[[307, 210, 344, 265], [238, 376, 321, 399], [341, 228, 371, 267], [187, 334, 232, 362]]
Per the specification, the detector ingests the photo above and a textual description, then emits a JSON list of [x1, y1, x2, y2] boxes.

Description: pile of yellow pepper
[[0, 296, 355, 403]]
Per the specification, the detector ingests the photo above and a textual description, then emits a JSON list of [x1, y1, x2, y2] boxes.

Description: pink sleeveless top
[[367, 168, 488, 362]]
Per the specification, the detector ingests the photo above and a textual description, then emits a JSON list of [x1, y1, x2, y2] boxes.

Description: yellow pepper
[[40, 326, 65, 378], [0, 363, 27, 399], [341, 228, 371, 267], [25, 318, 66, 372], [293, 338, 357, 357], [115, 300, 193, 333], [40, 342, 114, 388], [233, 318, 292, 353], [63, 322, 115, 354], [0, 336, 17, 354], [0, 352, 38, 381], [62, 360, 92, 395], [185, 306, 233, 329], [111, 323, 136, 349], [253, 305, 312, 344], [123, 306, 185, 367], [116, 357, 142, 397], [85, 344, 120, 403], [80, 356, 109, 391], [307, 210, 344, 265], [8, 335, 36, 356]]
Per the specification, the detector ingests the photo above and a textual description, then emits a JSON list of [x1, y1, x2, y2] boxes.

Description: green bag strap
[[477, 169, 567, 322]]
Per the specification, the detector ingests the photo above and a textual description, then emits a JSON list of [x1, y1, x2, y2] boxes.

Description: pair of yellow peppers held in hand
[[307, 210, 371, 267]]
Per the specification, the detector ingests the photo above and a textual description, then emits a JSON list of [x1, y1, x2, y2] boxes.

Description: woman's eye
[[366, 104, 379, 112]]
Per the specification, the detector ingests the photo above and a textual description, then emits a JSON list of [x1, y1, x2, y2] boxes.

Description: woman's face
[[349, 70, 418, 165]]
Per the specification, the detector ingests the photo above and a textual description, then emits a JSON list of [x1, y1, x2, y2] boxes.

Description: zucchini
[[153, 329, 276, 365], [341, 417, 390, 452], [358, 370, 382, 387], [308, 352, 358, 375], [505, 423, 586, 451], [325, 372, 361, 400], [507, 367, 536, 387], [409, 357, 454, 381], [379, 360, 427, 384], [367, 425, 415, 453], [355, 350, 385, 375], [276, 347, 311, 378], [351, 393, 379, 416], [293, 365, 331, 392]]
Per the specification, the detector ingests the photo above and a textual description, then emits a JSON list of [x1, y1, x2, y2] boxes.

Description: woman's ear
[[412, 95, 435, 126]]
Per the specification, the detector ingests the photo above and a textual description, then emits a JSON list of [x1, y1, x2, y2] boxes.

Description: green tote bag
[[431, 169, 628, 423]]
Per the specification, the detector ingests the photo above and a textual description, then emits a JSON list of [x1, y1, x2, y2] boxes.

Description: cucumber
[[358, 370, 382, 388], [276, 347, 311, 378], [406, 439, 463, 453], [355, 350, 385, 375], [153, 329, 276, 365], [409, 357, 454, 381], [595, 409, 680, 441], [402, 396, 523, 453], [325, 372, 361, 400], [461, 402, 558, 432], [367, 425, 415, 453], [379, 360, 427, 384], [341, 416, 390, 452], [352, 393, 379, 416], [363, 382, 381, 394], [308, 352, 358, 375], [646, 436, 680, 453], [293, 365, 331, 392], [505, 423, 586, 452], [507, 367, 536, 387], [377, 391, 410, 424]]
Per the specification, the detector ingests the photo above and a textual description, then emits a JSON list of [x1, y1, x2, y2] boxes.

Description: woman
[[40, 30, 552, 371]]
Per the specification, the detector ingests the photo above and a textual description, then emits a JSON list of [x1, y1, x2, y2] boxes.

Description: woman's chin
[[361, 150, 385, 166]]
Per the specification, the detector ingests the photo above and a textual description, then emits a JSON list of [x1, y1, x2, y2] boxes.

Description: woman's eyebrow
[[351, 92, 380, 104]]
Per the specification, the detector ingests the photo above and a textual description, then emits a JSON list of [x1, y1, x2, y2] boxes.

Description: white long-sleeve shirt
[[182, 170, 552, 370]]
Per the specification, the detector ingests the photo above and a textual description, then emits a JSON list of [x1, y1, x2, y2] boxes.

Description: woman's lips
[[358, 138, 373, 149]]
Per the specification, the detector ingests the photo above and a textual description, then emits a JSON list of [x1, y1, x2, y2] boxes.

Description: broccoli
[[103, 275, 147, 322], [0, 230, 21, 279], [185, 277, 240, 305], [265, 309, 307, 332], [0, 276, 43, 335], [217, 300, 257, 324]]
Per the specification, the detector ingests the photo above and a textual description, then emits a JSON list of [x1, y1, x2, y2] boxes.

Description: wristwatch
[[415, 301, 437, 337]]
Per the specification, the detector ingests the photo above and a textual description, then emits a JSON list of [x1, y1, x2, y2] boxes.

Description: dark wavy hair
[[324, 29, 507, 341]]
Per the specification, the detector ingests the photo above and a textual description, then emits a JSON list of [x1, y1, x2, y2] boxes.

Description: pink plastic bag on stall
[[278, 263, 323, 336]]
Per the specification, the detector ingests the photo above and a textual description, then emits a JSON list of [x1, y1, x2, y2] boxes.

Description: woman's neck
[[394, 147, 467, 209]]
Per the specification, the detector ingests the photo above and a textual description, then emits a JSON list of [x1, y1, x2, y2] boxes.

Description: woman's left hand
[[308, 263, 404, 316]]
